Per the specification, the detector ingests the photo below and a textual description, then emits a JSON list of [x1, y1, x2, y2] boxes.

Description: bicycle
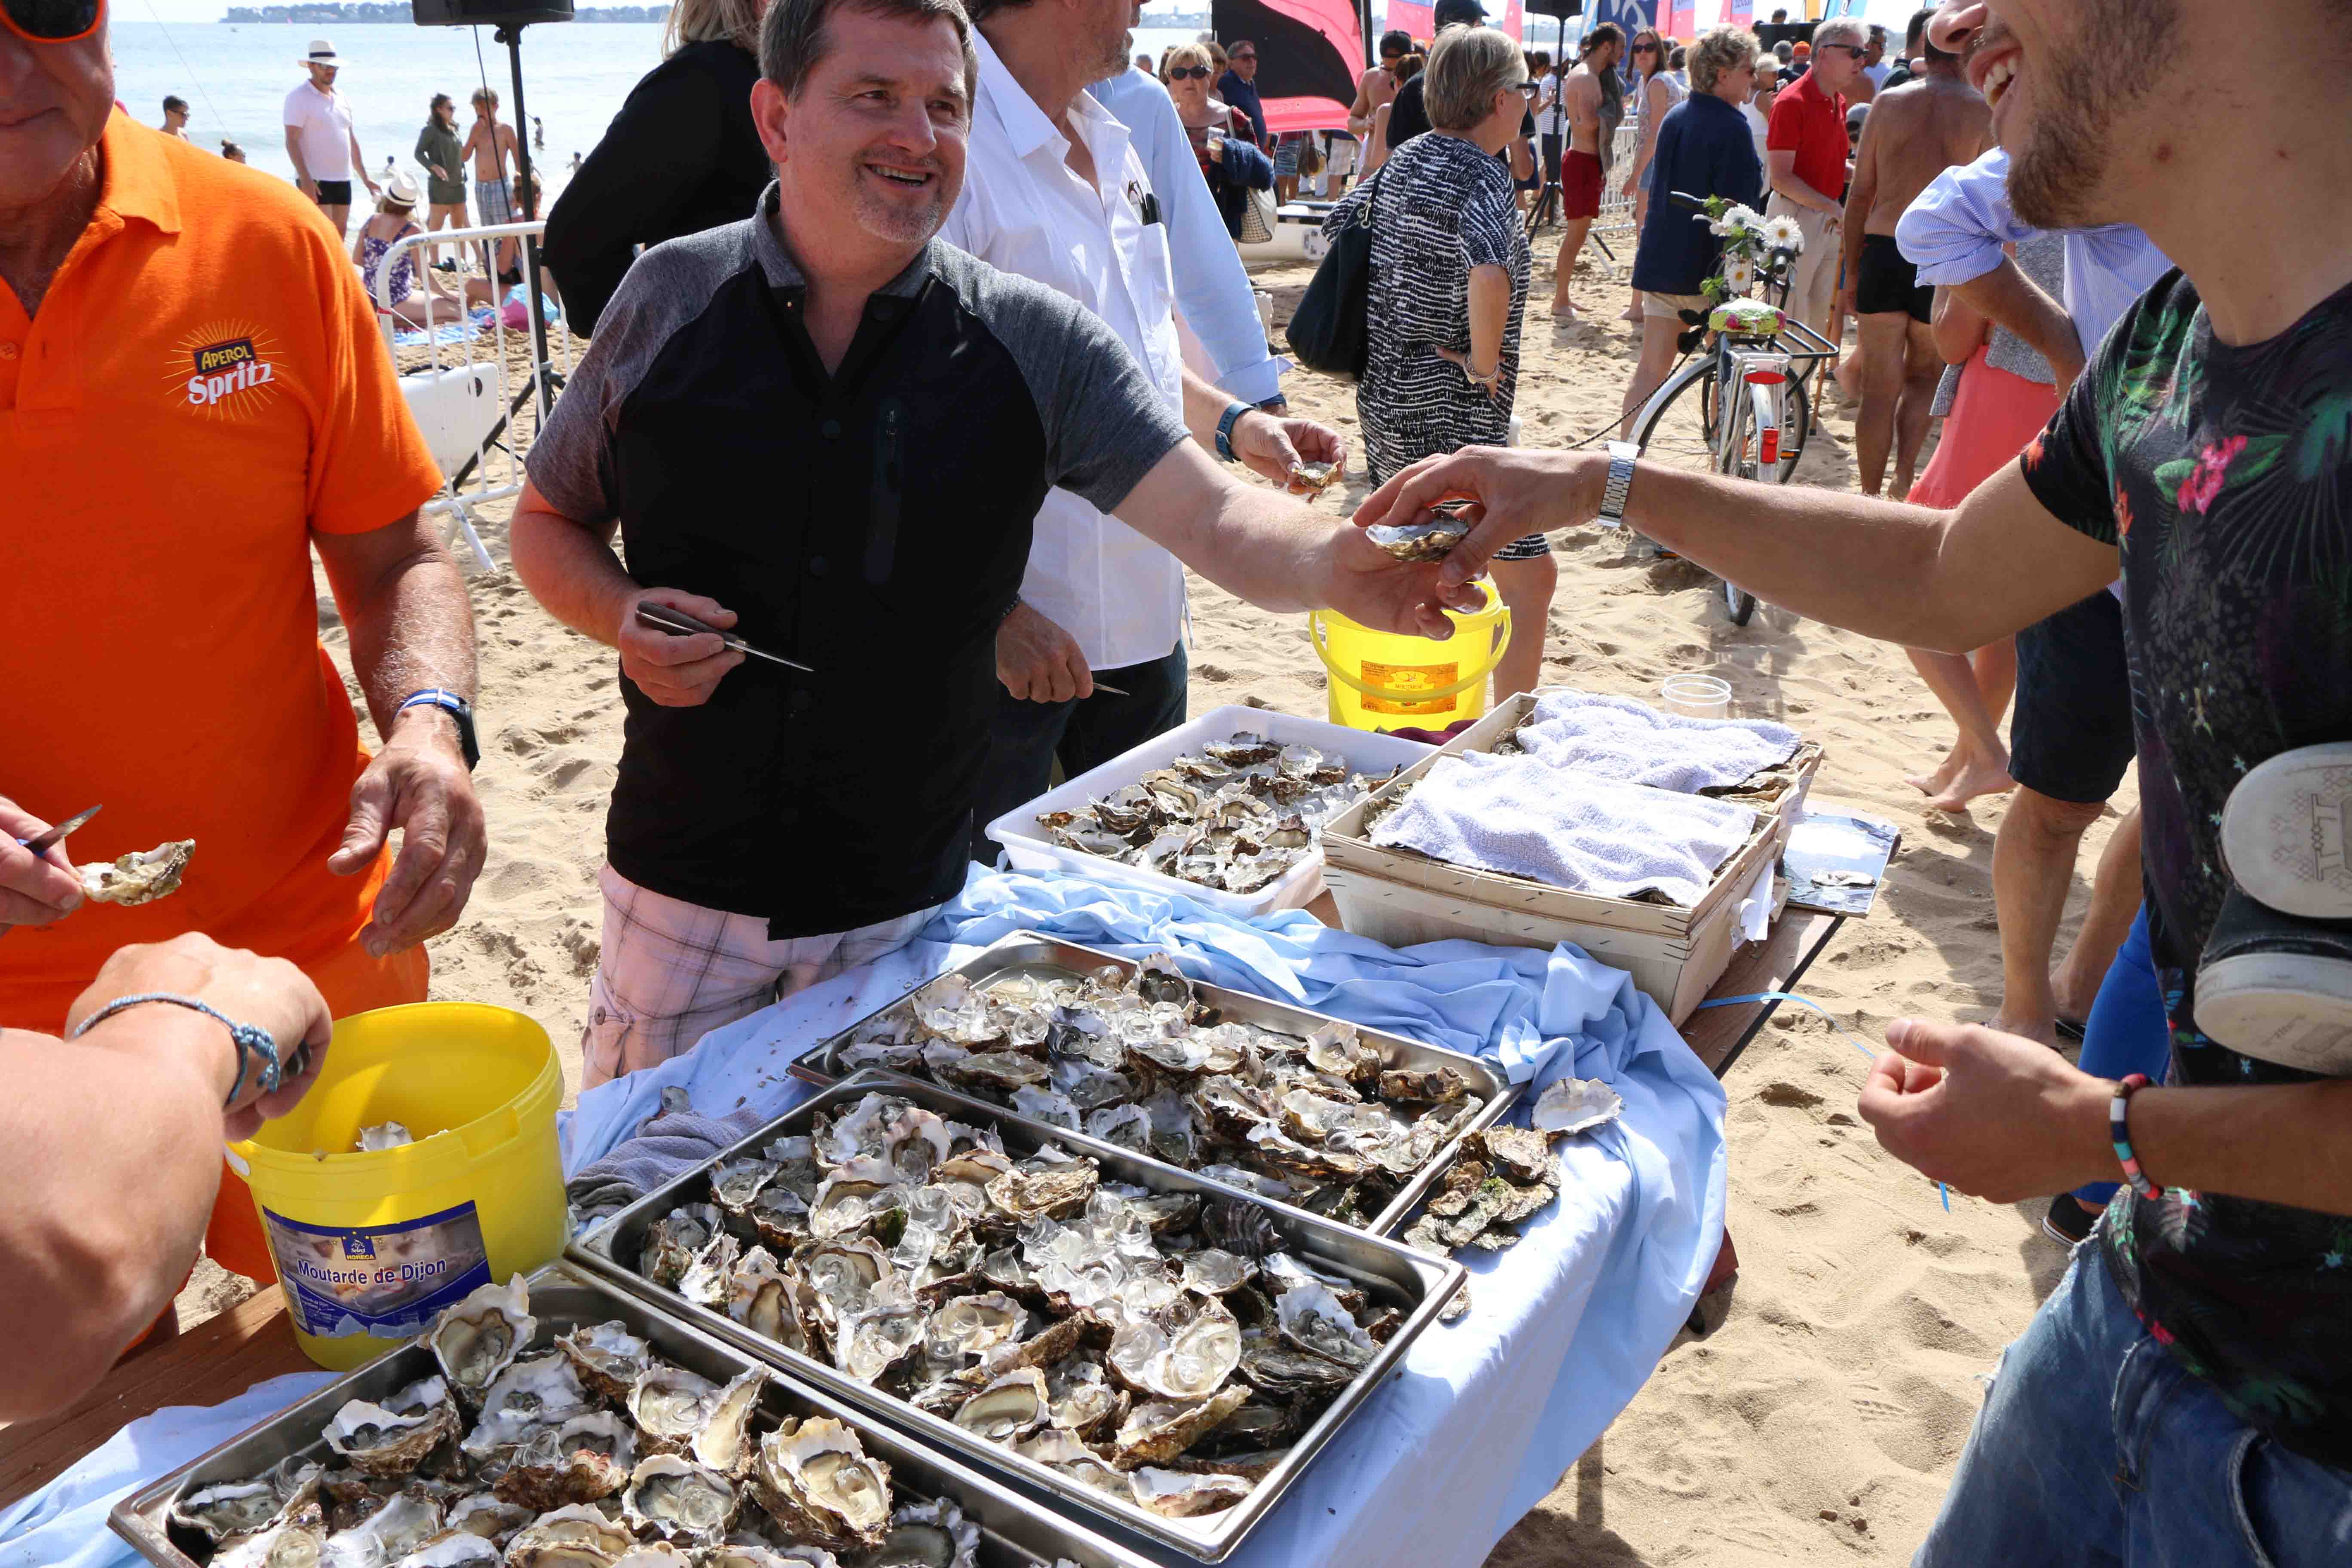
[[1624, 191, 1839, 625]]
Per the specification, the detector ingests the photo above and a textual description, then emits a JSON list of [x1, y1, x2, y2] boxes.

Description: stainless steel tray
[[569, 1070, 1468, 1562], [790, 931, 1521, 1237], [110, 1262, 1161, 1568]]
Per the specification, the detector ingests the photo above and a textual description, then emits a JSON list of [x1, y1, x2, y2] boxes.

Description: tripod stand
[[493, 21, 562, 422], [1522, 15, 1619, 270]]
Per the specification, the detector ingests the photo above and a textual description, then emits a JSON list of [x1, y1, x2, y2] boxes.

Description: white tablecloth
[[0, 868, 1727, 1568]]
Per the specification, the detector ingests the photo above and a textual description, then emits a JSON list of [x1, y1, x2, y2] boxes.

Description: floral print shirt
[[2021, 268, 2352, 1469]]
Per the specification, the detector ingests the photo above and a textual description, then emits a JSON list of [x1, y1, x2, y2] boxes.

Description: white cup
[[1254, 288, 1274, 336], [1660, 674, 1733, 720]]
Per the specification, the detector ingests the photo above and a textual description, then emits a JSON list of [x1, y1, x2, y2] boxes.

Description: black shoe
[[2221, 742, 2352, 919], [2194, 885, 2352, 1073], [2041, 1194, 2099, 1246]]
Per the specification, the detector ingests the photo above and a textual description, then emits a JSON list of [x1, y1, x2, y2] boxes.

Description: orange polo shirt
[[0, 113, 444, 1030]]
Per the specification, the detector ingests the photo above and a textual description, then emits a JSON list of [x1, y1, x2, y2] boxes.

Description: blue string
[[1698, 990, 1952, 1213]]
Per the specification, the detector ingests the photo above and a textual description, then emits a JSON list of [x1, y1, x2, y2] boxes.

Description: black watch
[[396, 688, 481, 772]]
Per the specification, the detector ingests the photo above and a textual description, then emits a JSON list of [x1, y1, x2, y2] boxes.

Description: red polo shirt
[[1766, 67, 1847, 201]]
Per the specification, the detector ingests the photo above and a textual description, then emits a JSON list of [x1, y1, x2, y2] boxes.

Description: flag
[[1664, 0, 1698, 34]]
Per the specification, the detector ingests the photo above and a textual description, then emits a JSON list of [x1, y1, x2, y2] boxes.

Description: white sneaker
[[2220, 742, 2352, 920]]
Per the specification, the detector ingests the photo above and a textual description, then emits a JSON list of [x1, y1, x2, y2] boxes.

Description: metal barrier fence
[[364, 220, 574, 574], [1596, 119, 1645, 239]]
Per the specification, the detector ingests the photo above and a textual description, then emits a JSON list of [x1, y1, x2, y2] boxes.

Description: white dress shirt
[[942, 38, 1188, 672], [1089, 68, 1285, 406], [1895, 147, 2174, 358], [282, 80, 355, 181]]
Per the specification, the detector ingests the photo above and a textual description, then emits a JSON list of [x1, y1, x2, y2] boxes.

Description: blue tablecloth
[[0, 868, 1726, 1568]]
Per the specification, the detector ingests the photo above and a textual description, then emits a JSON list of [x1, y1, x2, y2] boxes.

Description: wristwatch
[[1598, 441, 1639, 528], [397, 688, 481, 772], [1215, 400, 1255, 463]]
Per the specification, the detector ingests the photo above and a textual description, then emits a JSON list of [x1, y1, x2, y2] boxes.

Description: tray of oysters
[[567, 1071, 1467, 1562], [113, 1263, 1159, 1568], [795, 933, 1520, 1241]]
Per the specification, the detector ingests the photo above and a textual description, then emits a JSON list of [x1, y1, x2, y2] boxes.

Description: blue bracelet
[[70, 992, 291, 1109]]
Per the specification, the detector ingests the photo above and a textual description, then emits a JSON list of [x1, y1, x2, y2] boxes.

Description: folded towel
[[1515, 689, 1799, 794], [565, 1087, 769, 1230], [1370, 750, 1758, 906]]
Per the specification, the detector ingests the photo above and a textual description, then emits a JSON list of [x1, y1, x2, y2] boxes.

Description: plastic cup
[[1660, 674, 1733, 720]]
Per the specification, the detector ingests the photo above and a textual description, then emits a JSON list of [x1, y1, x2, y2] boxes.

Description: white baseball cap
[[303, 39, 340, 66]]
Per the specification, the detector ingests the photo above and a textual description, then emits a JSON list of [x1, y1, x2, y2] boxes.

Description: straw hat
[[383, 172, 421, 210], [302, 38, 340, 67]]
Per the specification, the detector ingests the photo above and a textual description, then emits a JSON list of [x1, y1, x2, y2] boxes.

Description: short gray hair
[[1688, 26, 1758, 94], [1424, 23, 1524, 132], [1813, 17, 1867, 49], [760, 0, 979, 104]]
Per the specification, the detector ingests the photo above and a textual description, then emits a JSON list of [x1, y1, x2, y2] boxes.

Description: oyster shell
[[610, 1549, 696, 1568], [984, 1162, 1097, 1221], [1531, 1077, 1623, 1136], [640, 1203, 729, 1290], [925, 1291, 1025, 1358], [950, 1368, 1051, 1442], [836, 1278, 927, 1384], [809, 1158, 905, 1240], [554, 1320, 652, 1402], [1274, 1281, 1375, 1369], [1111, 1385, 1250, 1467], [692, 1369, 772, 1478], [212, 1498, 328, 1568], [168, 1465, 312, 1544], [1285, 459, 1338, 497], [1127, 1465, 1251, 1518], [623, 1453, 738, 1544], [1479, 1125, 1557, 1186], [79, 838, 194, 905], [677, 1233, 744, 1310], [396, 1531, 503, 1564], [1363, 509, 1471, 563], [322, 1376, 459, 1477], [444, 1492, 530, 1541], [318, 1485, 441, 1566], [1375, 1065, 1468, 1106], [748, 1418, 893, 1553], [867, 1497, 981, 1568], [491, 1411, 636, 1510], [702, 1547, 838, 1568], [628, 1365, 721, 1455], [710, 1154, 782, 1213], [498, 1501, 635, 1566], [1014, 1428, 1130, 1496], [460, 1353, 590, 1458], [355, 1121, 414, 1152], [427, 1276, 533, 1408]]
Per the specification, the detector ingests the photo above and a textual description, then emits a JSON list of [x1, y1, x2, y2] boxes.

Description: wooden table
[[0, 910, 1847, 1513]]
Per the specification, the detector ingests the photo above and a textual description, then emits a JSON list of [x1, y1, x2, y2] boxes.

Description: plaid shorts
[[582, 863, 941, 1087], [475, 178, 514, 225]]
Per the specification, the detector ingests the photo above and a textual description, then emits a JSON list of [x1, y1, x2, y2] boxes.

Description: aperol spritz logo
[[167, 320, 284, 417]]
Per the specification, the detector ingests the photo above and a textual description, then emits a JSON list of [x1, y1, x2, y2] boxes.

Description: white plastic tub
[[986, 704, 1433, 917]]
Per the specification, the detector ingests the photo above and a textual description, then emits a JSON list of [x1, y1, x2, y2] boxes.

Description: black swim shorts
[[2010, 590, 2137, 805], [313, 179, 352, 207], [1855, 232, 1934, 322]]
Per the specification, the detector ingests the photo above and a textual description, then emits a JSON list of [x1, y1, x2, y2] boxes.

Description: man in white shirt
[[282, 38, 377, 239], [948, 0, 1344, 863]]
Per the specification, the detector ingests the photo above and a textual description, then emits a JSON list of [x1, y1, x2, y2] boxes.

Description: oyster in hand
[[1363, 508, 1471, 563], [78, 839, 194, 906], [1286, 460, 1338, 498]]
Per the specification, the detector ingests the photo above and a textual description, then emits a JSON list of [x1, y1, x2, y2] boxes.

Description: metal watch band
[[1599, 441, 1639, 527]]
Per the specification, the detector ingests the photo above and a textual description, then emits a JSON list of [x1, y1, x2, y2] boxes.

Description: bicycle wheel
[[1704, 351, 1811, 482], [1714, 384, 1759, 626], [1630, 356, 1718, 469]]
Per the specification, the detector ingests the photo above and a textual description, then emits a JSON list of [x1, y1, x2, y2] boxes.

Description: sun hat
[[383, 172, 421, 209], [302, 38, 339, 66]]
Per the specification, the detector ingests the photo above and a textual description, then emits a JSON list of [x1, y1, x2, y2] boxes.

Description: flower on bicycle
[[1759, 214, 1805, 253], [1721, 255, 1758, 295], [1709, 203, 1764, 237]]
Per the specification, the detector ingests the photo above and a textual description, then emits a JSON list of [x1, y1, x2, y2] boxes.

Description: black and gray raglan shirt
[[527, 189, 1191, 936]]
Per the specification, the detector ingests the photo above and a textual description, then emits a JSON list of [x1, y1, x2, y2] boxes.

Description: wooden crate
[[1319, 692, 1822, 1023]]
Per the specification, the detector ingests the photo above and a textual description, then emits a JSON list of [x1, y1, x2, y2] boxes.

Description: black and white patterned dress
[[1326, 130, 1547, 560]]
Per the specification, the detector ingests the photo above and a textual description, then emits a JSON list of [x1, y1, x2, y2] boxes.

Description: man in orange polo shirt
[[1, 3, 488, 1278]]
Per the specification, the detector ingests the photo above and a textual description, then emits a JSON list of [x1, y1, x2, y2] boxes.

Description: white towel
[[1515, 689, 1800, 794], [1369, 751, 1758, 906]]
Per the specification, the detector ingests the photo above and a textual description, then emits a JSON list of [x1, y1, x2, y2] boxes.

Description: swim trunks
[[1855, 231, 1933, 322], [313, 178, 351, 206], [1561, 148, 1604, 220]]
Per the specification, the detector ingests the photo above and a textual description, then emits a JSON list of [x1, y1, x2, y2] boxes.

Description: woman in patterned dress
[[1324, 24, 1553, 700]]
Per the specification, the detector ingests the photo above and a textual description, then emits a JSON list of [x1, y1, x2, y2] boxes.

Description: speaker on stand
[[1521, 0, 1582, 242], [412, 0, 574, 419]]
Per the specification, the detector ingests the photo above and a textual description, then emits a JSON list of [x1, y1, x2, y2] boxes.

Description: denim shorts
[[1916, 1243, 2352, 1565]]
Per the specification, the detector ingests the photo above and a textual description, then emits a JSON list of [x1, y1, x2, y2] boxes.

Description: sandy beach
[[182, 240, 2131, 1566]]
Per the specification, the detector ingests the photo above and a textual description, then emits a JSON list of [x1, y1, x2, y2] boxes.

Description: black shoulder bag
[[1286, 171, 1383, 378]]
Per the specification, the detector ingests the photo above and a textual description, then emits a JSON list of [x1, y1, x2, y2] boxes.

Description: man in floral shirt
[[1349, 0, 2352, 1559]]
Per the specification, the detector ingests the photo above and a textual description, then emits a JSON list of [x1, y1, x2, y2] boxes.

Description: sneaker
[[2220, 742, 2352, 919], [2041, 1194, 2099, 1246], [2193, 885, 2352, 1074]]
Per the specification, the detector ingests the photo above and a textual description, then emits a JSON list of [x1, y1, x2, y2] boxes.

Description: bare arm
[[1629, 77, 1669, 185], [312, 515, 484, 954], [1352, 444, 2118, 653], [1768, 147, 1841, 214], [1952, 254, 2084, 391], [1839, 109, 1881, 306], [1348, 69, 1379, 138], [285, 126, 314, 194], [349, 126, 377, 194], [1466, 263, 1509, 378], [1177, 364, 1346, 484], [0, 936, 329, 1422], [1930, 283, 1989, 364]]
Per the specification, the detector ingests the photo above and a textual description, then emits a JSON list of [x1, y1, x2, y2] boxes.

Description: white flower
[[1721, 256, 1758, 295], [1760, 214, 1806, 253], [1723, 204, 1764, 234]]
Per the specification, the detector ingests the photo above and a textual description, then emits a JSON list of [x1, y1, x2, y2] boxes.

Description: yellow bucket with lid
[[227, 1002, 569, 1370], [1310, 579, 1513, 732]]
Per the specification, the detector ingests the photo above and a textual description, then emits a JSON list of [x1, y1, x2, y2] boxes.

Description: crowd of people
[[5, 0, 2350, 1557]]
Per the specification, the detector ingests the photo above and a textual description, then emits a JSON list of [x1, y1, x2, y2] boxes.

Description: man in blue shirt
[[1217, 38, 1269, 149]]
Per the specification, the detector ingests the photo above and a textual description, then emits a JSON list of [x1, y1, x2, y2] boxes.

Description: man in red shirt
[[1764, 15, 1865, 338]]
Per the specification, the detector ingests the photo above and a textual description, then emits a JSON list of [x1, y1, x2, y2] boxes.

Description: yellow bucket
[[1311, 579, 1513, 732], [227, 1002, 569, 1370]]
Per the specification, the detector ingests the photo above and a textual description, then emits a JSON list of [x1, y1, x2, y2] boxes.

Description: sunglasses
[[1231, 52, 1256, 61], [1169, 64, 1212, 80], [1515, 81, 1539, 96], [2, 0, 102, 43], [1632, 43, 1659, 53], [1819, 43, 1868, 59]]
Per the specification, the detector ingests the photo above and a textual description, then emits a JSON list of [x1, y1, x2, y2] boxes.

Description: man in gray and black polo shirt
[[513, 0, 1478, 1085]]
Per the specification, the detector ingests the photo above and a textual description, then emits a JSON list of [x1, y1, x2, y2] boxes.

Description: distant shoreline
[[219, 6, 672, 20]]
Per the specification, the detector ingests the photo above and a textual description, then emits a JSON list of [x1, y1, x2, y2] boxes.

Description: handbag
[[1237, 185, 1277, 246], [1298, 135, 1326, 177], [1286, 171, 1381, 378]]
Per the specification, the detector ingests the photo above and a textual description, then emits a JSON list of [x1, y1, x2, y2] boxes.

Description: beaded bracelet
[[71, 992, 291, 1110], [2108, 1072, 2164, 1201]]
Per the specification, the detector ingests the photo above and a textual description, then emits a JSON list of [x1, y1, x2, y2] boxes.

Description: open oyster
[[492, 1410, 636, 1510], [429, 1276, 534, 1408], [554, 1320, 652, 1402], [499, 1501, 636, 1566], [869, 1497, 982, 1568], [322, 1375, 459, 1477], [79, 838, 194, 905], [1285, 459, 1338, 497], [1363, 507, 1472, 563], [1014, 1428, 1128, 1496], [692, 1369, 772, 1478], [640, 1204, 728, 1291], [398, 1532, 503, 1565], [211, 1498, 328, 1568], [1275, 1280, 1375, 1369], [1129, 1466, 1251, 1518], [461, 1353, 591, 1458], [355, 1121, 414, 1152], [950, 1368, 1051, 1442], [748, 1419, 893, 1553], [1111, 1386, 1250, 1468], [1531, 1076, 1624, 1136], [628, 1365, 720, 1455], [319, 1485, 441, 1565], [623, 1453, 738, 1545]]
